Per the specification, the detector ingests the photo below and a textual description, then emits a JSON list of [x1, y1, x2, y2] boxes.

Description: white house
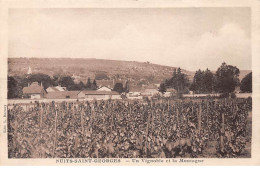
[[142, 89, 159, 96], [97, 86, 113, 92], [127, 88, 141, 97], [46, 85, 67, 92], [55, 85, 67, 91], [141, 84, 159, 96], [164, 88, 177, 97]]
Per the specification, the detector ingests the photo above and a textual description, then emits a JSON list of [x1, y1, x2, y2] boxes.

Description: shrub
[[230, 92, 236, 98]]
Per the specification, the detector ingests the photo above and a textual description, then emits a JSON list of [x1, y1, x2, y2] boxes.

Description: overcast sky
[[8, 8, 251, 71]]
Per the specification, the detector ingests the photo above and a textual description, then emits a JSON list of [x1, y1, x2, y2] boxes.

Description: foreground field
[[8, 98, 251, 158]]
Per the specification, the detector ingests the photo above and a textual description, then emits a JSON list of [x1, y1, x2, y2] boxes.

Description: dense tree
[[159, 83, 166, 94], [8, 76, 19, 99], [86, 78, 92, 90], [113, 83, 124, 93], [203, 69, 214, 93], [60, 76, 75, 91], [27, 73, 53, 89], [190, 69, 204, 94], [13, 76, 28, 98], [91, 80, 98, 90], [52, 74, 62, 86], [124, 80, 130, 93], [78, 81, 85, 90], [190, 68, 214, 94], [71, 81, 85, 90], [215, 62, 240, 94], [165, 68, 190, 93], [240, 72, 252, 93]]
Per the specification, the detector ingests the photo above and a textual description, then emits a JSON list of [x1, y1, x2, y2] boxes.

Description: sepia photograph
[[1, 0, 260, 166]]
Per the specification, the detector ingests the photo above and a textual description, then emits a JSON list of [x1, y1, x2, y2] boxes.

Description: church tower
[[27, 66, 32, 75]]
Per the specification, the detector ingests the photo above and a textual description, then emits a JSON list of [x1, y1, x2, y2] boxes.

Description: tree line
[[8, 75, 98, 99], [159, 62, 252, 96], [8, 74, 130, 99], [8, 62, 252, 99]]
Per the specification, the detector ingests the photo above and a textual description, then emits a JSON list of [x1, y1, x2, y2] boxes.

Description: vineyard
[[7, 98, 252, 158]]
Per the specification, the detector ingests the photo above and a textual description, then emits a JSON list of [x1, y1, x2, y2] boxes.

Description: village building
[[22, 82, 46, 99], [46, 87, 60, 92], [46, 91, 80, 99], [127, 87, 141, 97], [141, 84, 159, 96], [96, 86, 113, 92], [78, 90, 121, 100], [56, 85, 67, 91], [46, 85, 67, 92], [164, 88, 177, 97], [96, 80, 115, 89]]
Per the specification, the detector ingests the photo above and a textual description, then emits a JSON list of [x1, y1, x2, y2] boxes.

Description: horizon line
[[8, 56, 252, 72]]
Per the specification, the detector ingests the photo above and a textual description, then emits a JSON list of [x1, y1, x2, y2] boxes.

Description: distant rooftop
[[46, 91, 80, 99], [81, 90, 119, 95], [23, 82, 44, 94]]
